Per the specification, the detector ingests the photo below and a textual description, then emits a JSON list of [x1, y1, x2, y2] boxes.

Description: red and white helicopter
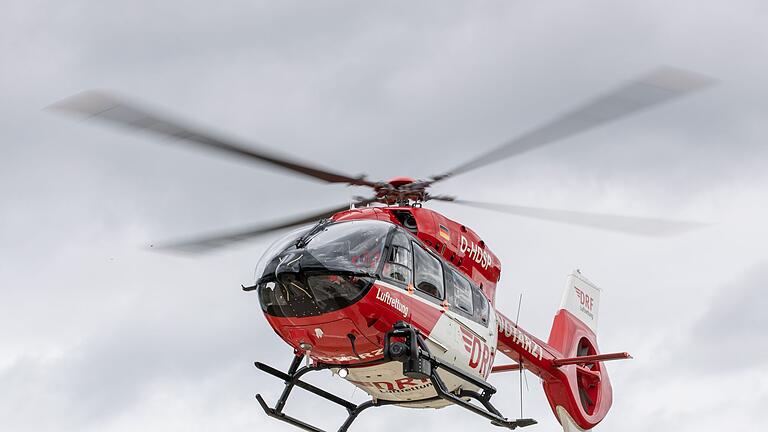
[[52, 67, 712, 431]]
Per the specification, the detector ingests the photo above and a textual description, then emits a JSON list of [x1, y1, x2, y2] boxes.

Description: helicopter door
[[443, 265, 496, 377], [443, 267, 477, 368], [409, 241, 467, 370]]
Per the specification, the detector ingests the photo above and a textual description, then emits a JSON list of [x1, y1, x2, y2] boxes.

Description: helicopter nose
[[285, 318, 377, 360]]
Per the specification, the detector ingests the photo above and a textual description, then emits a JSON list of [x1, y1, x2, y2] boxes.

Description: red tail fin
[[543, 271, 613, 431]]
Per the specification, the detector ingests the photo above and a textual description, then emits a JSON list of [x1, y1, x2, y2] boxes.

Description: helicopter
[[50, 67, 713, 432]]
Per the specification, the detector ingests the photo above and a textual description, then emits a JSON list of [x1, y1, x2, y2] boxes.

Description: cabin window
[[412, 241, 444, 299], [446, 268, 474, 316], [383, 231, 412, 285], [473, 286, 490, 325], [443, 263, 491, 326]]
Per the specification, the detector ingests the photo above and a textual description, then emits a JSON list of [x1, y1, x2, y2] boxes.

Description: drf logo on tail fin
[[574, 286, 594, 318]]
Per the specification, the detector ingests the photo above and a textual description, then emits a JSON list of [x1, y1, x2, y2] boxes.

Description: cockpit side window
[[383, 231, 413, 285], [412, 241, 445, 300]]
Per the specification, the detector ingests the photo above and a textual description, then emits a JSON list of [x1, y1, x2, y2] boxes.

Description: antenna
[[519, 358, 524, 419], [515, 292, 524, 419]]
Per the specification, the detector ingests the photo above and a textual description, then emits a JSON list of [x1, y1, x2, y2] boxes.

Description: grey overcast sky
[[1, 1, 767, 431]]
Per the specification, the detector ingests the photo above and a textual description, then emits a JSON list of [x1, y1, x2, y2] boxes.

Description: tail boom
[[494, 310, 559, 378]]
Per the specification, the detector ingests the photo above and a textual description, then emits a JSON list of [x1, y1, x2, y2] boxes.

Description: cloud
[[680, 263, 768, 372], [0, 308, 267, 431]]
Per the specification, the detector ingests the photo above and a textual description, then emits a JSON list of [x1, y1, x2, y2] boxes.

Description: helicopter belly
[[343, 306, 497, 407], [344, 363, 483, 408], [344, 361, 448, 407]]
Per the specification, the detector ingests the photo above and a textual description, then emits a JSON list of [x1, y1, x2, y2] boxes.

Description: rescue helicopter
[[50, 67, 713, 432]]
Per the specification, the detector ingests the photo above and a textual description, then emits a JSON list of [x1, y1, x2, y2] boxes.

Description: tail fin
[[543, 271, 613, 431]]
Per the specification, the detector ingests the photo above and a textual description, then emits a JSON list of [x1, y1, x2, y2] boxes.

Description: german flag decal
[[438, 224, 450, 241]]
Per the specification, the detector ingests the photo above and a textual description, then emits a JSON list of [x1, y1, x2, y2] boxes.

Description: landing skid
[[254, 357, 413, 432], [255, 322, 537, 431]]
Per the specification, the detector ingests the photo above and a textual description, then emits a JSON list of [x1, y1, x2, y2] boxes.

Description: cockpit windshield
[[302, 220, 389, 276], [254, 220, 392, 318], [255, 220, 391, 283], [253, 224, 313, 284]]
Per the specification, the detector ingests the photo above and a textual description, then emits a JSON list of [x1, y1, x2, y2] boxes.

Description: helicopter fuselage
[[255, 207, 502, 406]]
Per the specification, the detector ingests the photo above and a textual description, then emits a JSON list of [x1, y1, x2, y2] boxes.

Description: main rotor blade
[[436, 198, 706, 237], [49, 91, 375, 187], [152, 201, 371, 253], [432, 67, 715, 182]]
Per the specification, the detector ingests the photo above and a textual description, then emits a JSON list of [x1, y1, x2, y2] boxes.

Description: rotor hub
[[386, 176, 415, 188], [372, 177, 429, 205]]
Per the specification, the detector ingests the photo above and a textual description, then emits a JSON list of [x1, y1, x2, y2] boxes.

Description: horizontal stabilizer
[[552, 352, 632, 366]]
